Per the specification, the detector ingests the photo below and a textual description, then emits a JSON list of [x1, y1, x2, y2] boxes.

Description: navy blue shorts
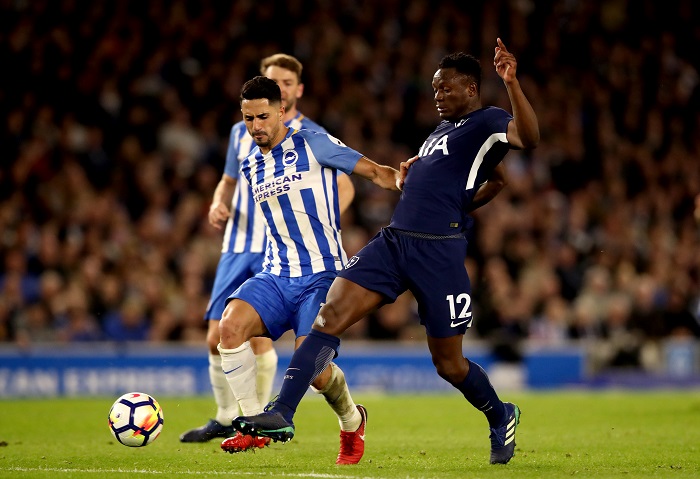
[[339, 227, 473, 338], [204, 252, 265, 321]]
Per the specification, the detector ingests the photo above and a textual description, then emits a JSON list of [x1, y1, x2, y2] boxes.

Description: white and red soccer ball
[[108, 392, 164, 447]]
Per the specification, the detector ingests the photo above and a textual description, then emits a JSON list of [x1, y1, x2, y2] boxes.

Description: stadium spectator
[[0, 0, 697, 382], [102, 294, 150, 342], [54, 286, 103, 342]]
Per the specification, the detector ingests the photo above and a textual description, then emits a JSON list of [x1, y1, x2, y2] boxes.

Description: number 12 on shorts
[[446, 293, 472, 320]]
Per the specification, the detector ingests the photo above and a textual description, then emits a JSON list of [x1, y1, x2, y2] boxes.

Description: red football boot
[[336, 405, 367, 465], [221, 432, 271, 453]]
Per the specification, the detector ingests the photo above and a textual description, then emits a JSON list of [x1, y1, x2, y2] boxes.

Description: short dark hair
[[240, 76, 282, 104], [438, 53, 481, 91]]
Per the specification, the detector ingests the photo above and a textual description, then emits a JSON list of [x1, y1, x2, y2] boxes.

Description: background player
[[180, 54, 355, 446], [232, 38, 539, 465], [217, 76, 405, 463]]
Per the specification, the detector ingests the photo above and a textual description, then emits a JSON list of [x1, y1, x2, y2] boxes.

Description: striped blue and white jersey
[[221, 112, 326, 254], [240, 129, 362, 277]]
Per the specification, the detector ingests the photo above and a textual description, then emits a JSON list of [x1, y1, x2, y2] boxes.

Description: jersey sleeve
[[483, 107, 513, 137], [302, 131, 363, 175], [298, 118, 350, 175], [223, 122, 246, 179], [299, 117, 328, 134]]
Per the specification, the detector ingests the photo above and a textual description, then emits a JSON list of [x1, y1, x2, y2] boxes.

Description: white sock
[[218, 341, 262, 416], [208, 353, 240, 425], [255, 348, 278, 406], [312, 362, 361, 431]]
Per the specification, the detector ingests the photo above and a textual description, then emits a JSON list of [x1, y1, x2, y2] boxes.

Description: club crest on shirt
[[345, 256, 360, 269], [282, 149, 299, 167]]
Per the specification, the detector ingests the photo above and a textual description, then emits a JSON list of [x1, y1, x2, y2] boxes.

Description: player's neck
[[461, 101, 482, 118], [260, 126, 290, 154], [282, 107, 298, 123]]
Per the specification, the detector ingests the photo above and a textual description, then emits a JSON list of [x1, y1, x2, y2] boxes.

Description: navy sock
[[454, 359, 507, 428], [273, 329, 340, 423]]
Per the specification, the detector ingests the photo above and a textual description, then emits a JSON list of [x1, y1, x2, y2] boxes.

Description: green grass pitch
[[1, 391, 699, 478]]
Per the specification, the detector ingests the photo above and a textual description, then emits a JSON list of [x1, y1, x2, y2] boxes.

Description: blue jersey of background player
[[180, 54, 354, 446], [234, 39, 540, 466]]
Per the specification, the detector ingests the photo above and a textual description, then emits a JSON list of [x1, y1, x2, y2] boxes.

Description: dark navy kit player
[[235, 38, 540, 465]]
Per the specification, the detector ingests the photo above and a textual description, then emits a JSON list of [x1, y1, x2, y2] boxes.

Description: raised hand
[[494, 37, 517, 83]]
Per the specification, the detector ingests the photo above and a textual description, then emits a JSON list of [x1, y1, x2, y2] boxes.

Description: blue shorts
[[204, 252, 265, 321], [339, 227, 473, 338], [229, 271, 337, 341]]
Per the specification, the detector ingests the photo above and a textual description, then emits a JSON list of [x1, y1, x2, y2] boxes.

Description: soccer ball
[[108, 392, 164, 447]]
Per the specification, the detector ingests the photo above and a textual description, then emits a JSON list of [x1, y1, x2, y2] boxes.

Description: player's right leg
[[181, 251, 274, 444], [179, 320, 237, 442], [218, 299, 270, 416], [220, 337, 278, 451], [221, 272, 293, 451]]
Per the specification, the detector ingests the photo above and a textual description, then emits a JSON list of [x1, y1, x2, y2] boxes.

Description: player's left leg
[[427, 335, 519, 464], [295, 274, 368, 464], [412, 234, 519, 464], [310, 361, 367, 464], [250, 337, 278, 405]]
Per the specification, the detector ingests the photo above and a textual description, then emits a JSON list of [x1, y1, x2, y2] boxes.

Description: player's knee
[[432, 357, 467, 385], [206, 328, 220, 353], [313, 303, 344, 335], [219, 307, 249, 345]]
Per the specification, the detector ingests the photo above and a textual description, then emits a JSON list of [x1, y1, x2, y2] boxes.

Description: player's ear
[[296, 83, 304, 99], [467, 81, 478, 97]]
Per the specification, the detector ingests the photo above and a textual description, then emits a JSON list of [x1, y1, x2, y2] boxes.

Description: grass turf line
[[1, 391, 699, 479]]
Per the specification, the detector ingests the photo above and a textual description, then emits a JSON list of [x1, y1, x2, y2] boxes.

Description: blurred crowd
[[1, 0, 699, 372]]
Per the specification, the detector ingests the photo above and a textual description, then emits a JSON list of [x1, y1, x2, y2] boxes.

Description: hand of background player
[[208, 202, 231, 230], [494, 37, 517, 83], [397, 155, 419, 190]]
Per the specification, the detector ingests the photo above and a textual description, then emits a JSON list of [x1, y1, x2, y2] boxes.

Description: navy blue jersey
[[390, 107, 512, 235]]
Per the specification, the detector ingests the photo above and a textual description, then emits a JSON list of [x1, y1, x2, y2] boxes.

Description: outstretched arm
[[494, 37, 540, 149], [351, 156, 402, 191]]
